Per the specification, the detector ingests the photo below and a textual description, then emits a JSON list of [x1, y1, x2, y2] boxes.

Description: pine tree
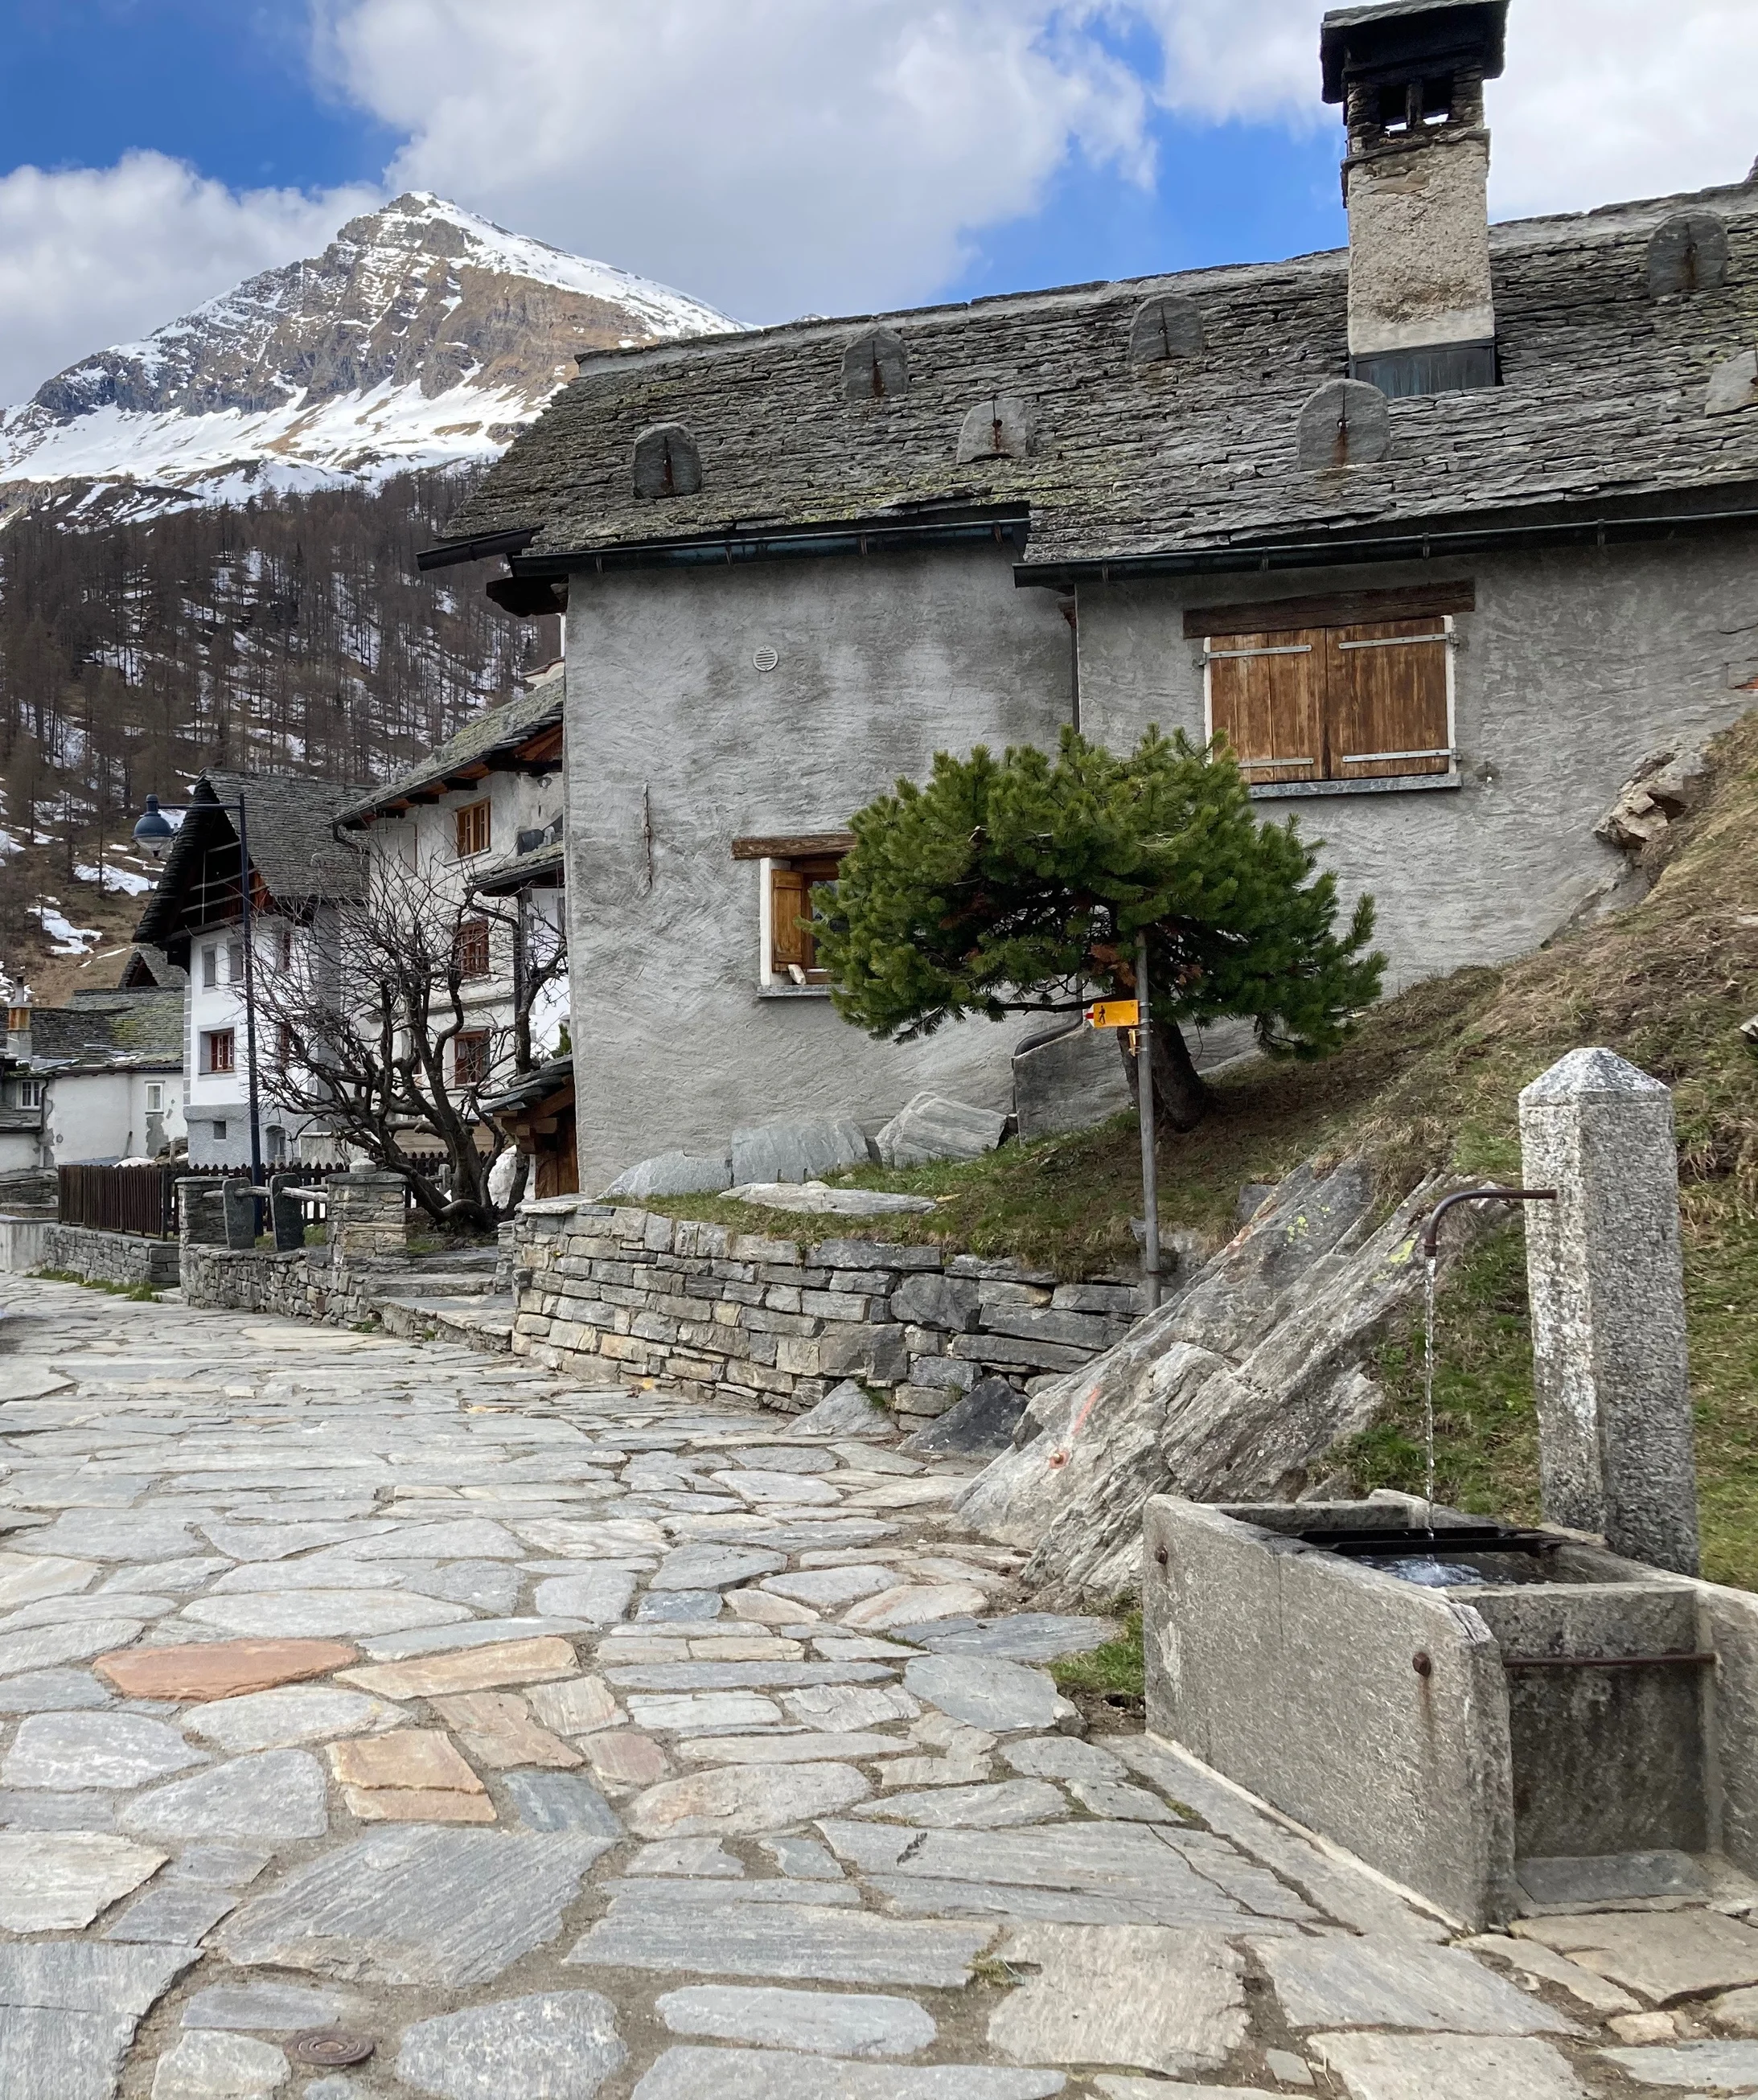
[[814, 727, 1385, 1130]]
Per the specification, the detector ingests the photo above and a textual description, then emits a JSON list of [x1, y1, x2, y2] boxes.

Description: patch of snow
[[74, 861, 155, 896], [30, 904, 102, 956]]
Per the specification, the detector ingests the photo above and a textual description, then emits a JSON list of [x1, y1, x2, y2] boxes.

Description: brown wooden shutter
[[770, 867, 811, 974], [1323, 618, 1452, 779], [1206, 628, 1324, 787]]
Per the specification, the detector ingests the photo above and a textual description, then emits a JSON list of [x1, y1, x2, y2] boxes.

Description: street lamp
[[133, 791, 264, 1188]]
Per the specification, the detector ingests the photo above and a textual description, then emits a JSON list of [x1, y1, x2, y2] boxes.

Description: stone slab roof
[[31, 988, 183, 1073], [442, 178, 1758, 576], [135, 772, 364, 945], [338, 668, 565, 826]]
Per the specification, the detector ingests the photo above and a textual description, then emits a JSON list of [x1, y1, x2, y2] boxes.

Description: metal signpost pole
[[1136, 931, 1161, 1313]]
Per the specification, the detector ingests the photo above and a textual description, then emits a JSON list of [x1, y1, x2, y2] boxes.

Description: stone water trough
[[1143, 1049, 1758, 1930]]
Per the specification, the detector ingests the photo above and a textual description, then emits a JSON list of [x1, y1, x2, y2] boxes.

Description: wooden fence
[[57, 1164, 180, 1239]]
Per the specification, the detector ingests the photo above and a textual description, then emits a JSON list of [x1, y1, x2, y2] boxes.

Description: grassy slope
[[643, 713, 1758, 1584]]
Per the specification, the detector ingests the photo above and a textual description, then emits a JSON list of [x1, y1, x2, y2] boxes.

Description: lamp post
[[133, 792, 263, 1187]]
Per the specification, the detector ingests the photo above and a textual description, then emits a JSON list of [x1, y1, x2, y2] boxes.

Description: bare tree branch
[[253, 851, 567, 1230]]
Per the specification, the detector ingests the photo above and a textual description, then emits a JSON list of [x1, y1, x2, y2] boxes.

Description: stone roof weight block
[[1297, 377, 1392, 469], [955, 396, 1034, 465], [1128, 293, 1206, 367], [1648, 211, 1731, 297], [634, 423, 704, 500], [841, 328, 910, 404]]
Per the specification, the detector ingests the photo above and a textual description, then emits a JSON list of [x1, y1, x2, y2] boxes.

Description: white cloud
[[312, 0, 1153, 323], [0, 152, 378, 406], [1128, 0, 1757, 215]]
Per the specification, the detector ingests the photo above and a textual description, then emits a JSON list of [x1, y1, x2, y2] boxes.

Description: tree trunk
[[1119, 1018, 1209, 1133]]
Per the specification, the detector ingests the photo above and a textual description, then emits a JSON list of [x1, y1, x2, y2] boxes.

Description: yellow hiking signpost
[[1083, 999, 1140, 1031], [1087, 957, 1161, 1311]]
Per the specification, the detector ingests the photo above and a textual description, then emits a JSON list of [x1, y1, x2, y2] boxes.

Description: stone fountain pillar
[[1518, 1047, 1699, 1574]]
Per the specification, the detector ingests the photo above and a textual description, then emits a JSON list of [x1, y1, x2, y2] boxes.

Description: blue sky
[[0, 0, 1750, 403]]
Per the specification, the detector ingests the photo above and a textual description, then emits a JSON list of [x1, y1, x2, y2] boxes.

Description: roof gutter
[[1013, 492, 1758, 586], [511, 508, 1032, 577], [416, 527, 541, 573]]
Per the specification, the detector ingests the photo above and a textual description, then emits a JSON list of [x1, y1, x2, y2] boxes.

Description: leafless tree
[[253, 850, 566, 1230]]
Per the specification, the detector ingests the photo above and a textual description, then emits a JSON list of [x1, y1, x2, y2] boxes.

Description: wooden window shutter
[[770, 867, 811, 974], [1324, 618, 1452, 780], [1206, 629, 1324, 787]]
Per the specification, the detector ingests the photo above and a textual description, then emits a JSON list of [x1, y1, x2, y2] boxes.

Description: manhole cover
[[290, 2029, 376, 2067]]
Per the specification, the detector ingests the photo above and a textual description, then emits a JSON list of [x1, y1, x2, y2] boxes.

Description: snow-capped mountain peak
[[0, 192, 738, 507]]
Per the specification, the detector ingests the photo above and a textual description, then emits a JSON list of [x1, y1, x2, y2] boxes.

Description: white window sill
[[1247, 772, 1462, 802], [758, 983, 834, 999]]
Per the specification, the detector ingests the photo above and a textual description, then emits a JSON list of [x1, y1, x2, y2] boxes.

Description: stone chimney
[[1321, 1, 1509, 398]]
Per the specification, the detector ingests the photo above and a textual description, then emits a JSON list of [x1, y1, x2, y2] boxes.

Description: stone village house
[[125, 678, 572, 1184], [133, 773, 365, 1169], [421, 7, 1757, 1192], [333, 663, 574, 1191]]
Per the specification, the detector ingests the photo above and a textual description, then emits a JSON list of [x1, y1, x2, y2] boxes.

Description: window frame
[[454, 1028, 491, 1087], [1202, 613, 1459, 799], [455, 799, 492, 859], [203, 1027, 236, 1076], [16, 1078, 43, 1110], [757, 853, 841, 995], [144, 1081, 165, 1114], [455, 916, 493, 982], [201, 945, 218, 990]]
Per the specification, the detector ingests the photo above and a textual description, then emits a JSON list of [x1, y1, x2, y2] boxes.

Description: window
[[455, 917, 492, 980], [275, 1023, 292, 1068], [278, 923, 294, 970], [767, 855, 842, 984], [144, 1082, 165, 1114], [212, 1120, 228, 1141], [455, 799, 491, 858], [1204, 616, 1456, 790], [454, 1030, 491, 1086], [228, 941, 245, 984], [17, 1079, 42, 1110], [203, 1028, 236, 1075], [202, 946, 218, 990]]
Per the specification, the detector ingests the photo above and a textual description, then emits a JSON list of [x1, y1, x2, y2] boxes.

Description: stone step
[[372, 1291, 515, 1354], [392, 1269, 501, 1298]]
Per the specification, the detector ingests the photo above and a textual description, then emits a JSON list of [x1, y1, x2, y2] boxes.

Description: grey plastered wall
[[562, 546, 1073, 1192], [1073, 533, 1758, 992], [1144, 1496, 1517, 1926]]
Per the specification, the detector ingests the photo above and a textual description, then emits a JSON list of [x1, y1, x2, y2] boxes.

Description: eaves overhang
[[507, 505, 1033, 579], [1013, 484, 1758, 589]]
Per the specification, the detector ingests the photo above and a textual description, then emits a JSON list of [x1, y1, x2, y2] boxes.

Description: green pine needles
[[813, 728, 1385, 1126]]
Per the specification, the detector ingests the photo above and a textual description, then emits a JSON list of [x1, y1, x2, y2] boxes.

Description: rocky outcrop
[[875, 1093, 1008, 1168], [957, 1160, 1486, 1606], [1594, 744, 1710, 852]]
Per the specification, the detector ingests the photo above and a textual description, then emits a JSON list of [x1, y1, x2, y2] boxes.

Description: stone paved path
[[4, 1278, 1757, 2099]]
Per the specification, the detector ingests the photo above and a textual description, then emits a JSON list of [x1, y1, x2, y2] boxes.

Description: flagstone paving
[[3, 1278, 1757, 2097]]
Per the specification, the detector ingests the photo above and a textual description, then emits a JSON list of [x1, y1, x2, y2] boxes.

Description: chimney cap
[[1321, 0, 1507, 104]]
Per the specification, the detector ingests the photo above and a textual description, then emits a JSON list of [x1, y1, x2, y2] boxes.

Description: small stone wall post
[[1518, 1047, 1699, 1574], [268, 1175, 306, 1255], [177, 1179, 228, 1250], [221, 1179, 258, 1253], [325, 1171, 409, 1261]]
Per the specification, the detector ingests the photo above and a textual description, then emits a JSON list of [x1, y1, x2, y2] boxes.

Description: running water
[[1423, 1251, 1438, 1534]]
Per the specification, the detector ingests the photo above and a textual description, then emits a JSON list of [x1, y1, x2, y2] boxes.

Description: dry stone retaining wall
[[510, 1197, 1140, 1415], [38, 1223, 181, 1290]]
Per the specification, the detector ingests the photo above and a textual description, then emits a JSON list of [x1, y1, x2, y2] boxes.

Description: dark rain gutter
[[510, 508, 1032, 577], [416, 527, 542, 572], [1012, 492, 1758, 587]]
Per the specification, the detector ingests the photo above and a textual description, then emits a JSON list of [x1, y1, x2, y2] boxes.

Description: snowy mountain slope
[[0, 193, 738, 505]]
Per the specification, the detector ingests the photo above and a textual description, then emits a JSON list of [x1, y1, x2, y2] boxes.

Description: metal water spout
[[1420, 1185, 1557, 1261]]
